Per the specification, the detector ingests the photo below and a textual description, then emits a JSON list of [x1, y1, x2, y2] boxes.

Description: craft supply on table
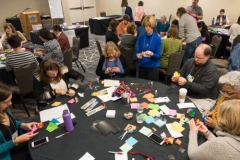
[[81, 98, 97, 109], [63, 110, 74, 132], [86, 102, 107, 116]]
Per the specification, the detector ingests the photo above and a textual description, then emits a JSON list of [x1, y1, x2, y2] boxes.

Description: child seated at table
[[96, 41, 129, 79]]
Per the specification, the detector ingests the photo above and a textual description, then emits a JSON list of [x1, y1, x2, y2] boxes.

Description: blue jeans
[[182, 36, 202, 65]]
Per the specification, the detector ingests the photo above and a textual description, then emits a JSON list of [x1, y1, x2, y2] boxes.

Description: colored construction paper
[[140, 102, 149, 109], [145, 116, 155, 124], [119, 143, 133, 152], [148, 109, 158, 117], [148, 104, 160, 110], [171, 121, 185, 133], [131, 103, 139, 109], [46, 122, 58, 132], [68, 99, 75, 104], [50, 118, 60, 124], [165, 124, 183, 138], [169, 109, 177, 116], [51, 101, 61, 107], [130, 97, 138, 102], [143, 93, 154, 99], [147, 97, 155, 103], [139, 126, 152, 136], [30, 125, 37, 134], [125, 137, 138, 146]]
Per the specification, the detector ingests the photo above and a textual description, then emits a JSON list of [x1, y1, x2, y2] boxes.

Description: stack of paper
[[170, 121, 185, 133]]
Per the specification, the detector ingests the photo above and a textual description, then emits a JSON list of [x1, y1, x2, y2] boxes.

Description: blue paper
[[154, 118, 167, 128], [125, 136, 138, 146], [145, 116, 155, 124], [51, 118, 60, 124]]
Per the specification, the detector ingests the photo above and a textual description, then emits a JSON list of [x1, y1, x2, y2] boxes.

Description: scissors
[[118, 126, 132, 140]]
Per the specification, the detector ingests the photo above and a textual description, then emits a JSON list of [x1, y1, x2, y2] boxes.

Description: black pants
[[139, 67, 159, 82]]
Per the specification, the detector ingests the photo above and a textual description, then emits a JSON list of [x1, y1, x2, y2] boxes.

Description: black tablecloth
[[89, 15, 121, 35], [29, 78, 205, 160], [30, 27, 89, 49], [5, 18, 23, 32], [209, 31, 229, 58]]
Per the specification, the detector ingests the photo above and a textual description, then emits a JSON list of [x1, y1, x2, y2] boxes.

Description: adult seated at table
[[52, 24, 70, 53], [0, 82, 38, 160], [171, 44, 219, 112], [214, 9, 231, 26], [0, 23, 27, 50], [5, 35, 38, 72], [34, 28, 63, 64], [156, 15, 170, 36], [120, 23, 137, 48], [33, 59, 84, 111], [188, 100, 240, 160], [228, 43, 240, 71], [228, 16, 240, 45], [117, 14, 131, 37], [96, 41, 129, 79], [197, 21, 210, 44], [160, 25, 182, 68], [134, 1, 146, 27], [186, 0, 203, 21], [202, 71, 240, 129], [105, 19, 120, 47], [177, 7, 201, 65]]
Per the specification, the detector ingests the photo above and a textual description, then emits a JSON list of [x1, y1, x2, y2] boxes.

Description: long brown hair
[[121, 0, 128, 7], [37, 59, 63, 83], [4, 23, 17, 37], [0, 83, 12, 122]]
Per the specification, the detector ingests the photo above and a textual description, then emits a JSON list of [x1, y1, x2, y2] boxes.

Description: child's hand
[[105, 67, 111, 74], [112, 67, 120, 73]]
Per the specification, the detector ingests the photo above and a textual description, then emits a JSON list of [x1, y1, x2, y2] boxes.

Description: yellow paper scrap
[[51, 101, 62, 107], [130, 97, 138, 102], [176, 113, 185, 119], [147, 98, 155, 103], [148, 109, 158, 117], [143, 93, 154, 99], [171, 121, 185, 133]]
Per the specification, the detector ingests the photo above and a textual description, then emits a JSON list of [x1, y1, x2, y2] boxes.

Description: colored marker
[[55, 132, 70, 138]]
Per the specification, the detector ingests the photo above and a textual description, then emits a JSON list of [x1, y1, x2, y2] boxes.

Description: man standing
[[156, 15, 170, 36], [172, 44, 219, 112], [186, 0, 203, 21]]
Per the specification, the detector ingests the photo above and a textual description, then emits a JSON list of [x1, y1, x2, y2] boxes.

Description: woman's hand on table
[[67, 89, 75, 97]]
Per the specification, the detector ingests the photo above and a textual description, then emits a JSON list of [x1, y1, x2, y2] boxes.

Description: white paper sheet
[[104, 79, 120, 87], [79, 152, 95, 160], [160, 105, 170, 115], [97, 87, 121, 102], [165, 123, 183, 138], [177, 103, 196, 109], [115, 152, 128, 160]]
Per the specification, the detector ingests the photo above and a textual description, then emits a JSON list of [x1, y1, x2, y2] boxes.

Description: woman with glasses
[[203, 71, 240, 129]]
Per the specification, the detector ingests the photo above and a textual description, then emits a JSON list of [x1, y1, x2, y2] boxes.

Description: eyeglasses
[[220, 90, 237, 97]]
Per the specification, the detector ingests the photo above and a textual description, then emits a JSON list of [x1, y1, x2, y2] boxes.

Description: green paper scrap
[[141, 113, 148, 120], [139, 126, 152, 136], [46, 122, 58, 132], [184, 118, 190, 123], [119, 143, 133, 152], [148, 104, 160, 110]]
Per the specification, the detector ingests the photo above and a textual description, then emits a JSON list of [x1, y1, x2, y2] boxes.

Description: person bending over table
[[120, 23, 137, 48], [0, 23, 27, 50], [197, 21, 210, 44], [105, 19, 120, 47], [201, 71, 240, 129], [117, 14, 131, 37], [136, 15, 161, 81], [5, 35, 38, 72], [0, 82, 38, 160], [171, 44, 219, 112], [188, 100, 240, 160], [96, 41, 129, 79], [214, 9, 231, 26], [52, 25, 70, 53], [160, 25, 182, 69], [177, 7, 201, 65], [34, 28, 63, 64], [33, 59, 84, 111]]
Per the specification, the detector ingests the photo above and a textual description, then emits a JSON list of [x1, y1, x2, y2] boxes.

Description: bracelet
[[13, 138, 19, 146]]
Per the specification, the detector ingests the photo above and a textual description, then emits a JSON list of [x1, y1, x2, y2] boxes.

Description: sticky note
[[145, 116, 155, 124], [148, 104, 160, 110], [171, 121, 185, 133], [175, 139, 182, 145], [141, 113, 148, 120], [46, 122, 58, 132], [125, 137, 138, 146], [50, 118, 60, 124], [148, 109, 158, 117], [131, 103, 139, 109], [169, 109, 177, 116], [119, 143, 133, 152], [147, 97, 155, 103], [51, 101, 61, 107], [176, 113, 185, 119], [143, 93, 154, 99], [139, 126, 152, 136], [166, 124, 183, 138], [130, 97, 138, 102], [154, 118, 167, 128], [140, 102, 149, 109], [68, 99, 75, 104]]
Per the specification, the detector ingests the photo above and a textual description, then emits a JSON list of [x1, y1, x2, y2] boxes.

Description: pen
[[55, 132, 70, 138], [108, 151, 123, 155]]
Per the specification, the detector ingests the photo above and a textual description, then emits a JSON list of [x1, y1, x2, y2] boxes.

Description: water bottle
[[211, 18, 215, 27], [62, 110, 74, 132]]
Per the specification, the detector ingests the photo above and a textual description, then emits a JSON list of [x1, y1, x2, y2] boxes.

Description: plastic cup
[[179, 88, 187, 103], [137, 105, 144, 113], [136, 113, 144, 124], [121, 92, 131, 106]]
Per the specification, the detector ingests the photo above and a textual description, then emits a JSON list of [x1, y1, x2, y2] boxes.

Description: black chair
[[64, 48, 73, 70], [159, 51, 184, 83], [95, 39, 103, 56], [100, 11, 106, 17], [210, 35, 222, 57], [9, 62, 38, 117], [72, 36, 86, 72], [119, 47, 136, 76]]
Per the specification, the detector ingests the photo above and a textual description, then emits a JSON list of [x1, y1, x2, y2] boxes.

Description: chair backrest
[[100, 11, 106, 17], [95, 39, 103, 56], [14, 62, 38, 94], [166, 51, 184, 76], [52, 18, 64, 25], [42, 19, 52, 29], [72, 36, 80, 58], [210, 35, 222, 57], [233, 34, 240, 47], [63, 48, 73, 70], [119, 47, 135, 70]]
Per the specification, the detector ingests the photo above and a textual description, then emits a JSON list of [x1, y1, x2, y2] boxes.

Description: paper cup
[[179, 88, 187, 103]]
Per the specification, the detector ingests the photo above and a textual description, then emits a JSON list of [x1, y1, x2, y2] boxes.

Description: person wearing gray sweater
[[188, 100, 240, 160], [177, 7, 201, 65]]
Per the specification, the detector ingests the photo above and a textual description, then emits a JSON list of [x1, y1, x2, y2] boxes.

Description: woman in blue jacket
[[0, 83, 38, 160], [136, 15, 162, 81]]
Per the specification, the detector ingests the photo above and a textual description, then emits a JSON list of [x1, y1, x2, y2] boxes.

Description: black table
[[5, 18, 23, 32], [30, 27, 89, 49], [89, 15, 121, 35], [29, 78, 204, 160]]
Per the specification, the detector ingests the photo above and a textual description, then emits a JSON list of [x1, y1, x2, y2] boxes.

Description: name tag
[[12, 131, 18, 139]]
